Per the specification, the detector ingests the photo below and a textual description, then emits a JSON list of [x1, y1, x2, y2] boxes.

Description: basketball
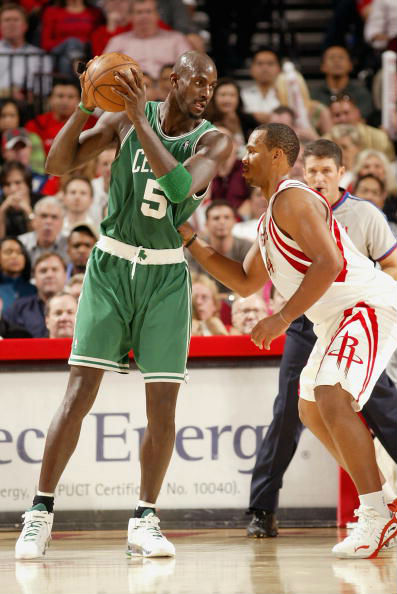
[[83, 52, 143, 112]]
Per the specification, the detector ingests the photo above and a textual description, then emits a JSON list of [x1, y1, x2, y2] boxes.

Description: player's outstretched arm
[[180, 224, 269, 296]]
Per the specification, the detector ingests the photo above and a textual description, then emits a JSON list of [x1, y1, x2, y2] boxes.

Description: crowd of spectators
[[0, 0, 396, 340]]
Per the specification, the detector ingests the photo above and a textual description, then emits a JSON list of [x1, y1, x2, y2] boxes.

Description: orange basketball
[[83, 52, 143, 112]]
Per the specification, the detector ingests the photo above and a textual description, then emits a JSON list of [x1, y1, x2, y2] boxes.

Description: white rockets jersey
[[259, 179, 397, 326]]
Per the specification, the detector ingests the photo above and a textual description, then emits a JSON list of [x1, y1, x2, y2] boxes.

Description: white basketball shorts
[[299, 301, 397, 411]]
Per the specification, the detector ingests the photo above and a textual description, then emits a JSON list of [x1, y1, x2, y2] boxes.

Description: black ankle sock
[[133, 506, 156, 518], [33, 495, 54, 513]]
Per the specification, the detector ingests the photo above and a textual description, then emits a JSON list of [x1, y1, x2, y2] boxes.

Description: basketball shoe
[[332, 505, 397, 558], [15, 504, 53, 559], [127, 510, 175, 557]]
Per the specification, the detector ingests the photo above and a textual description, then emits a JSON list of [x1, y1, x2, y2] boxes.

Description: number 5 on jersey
[[141, 179, 168, 219]]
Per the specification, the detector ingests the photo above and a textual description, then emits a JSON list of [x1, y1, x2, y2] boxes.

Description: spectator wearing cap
[[25, 80, 97, 155], [311, 46, 374, 120], [45, 291, 77, 338], [0, 98, 46, 173], [2, 251, 67, 337], [62, 176, 97, 236], [0, 3, 51, 101], [0, 161, 42, 238], [2, 128, 48, 194], [66, 223, 97, 279], [18, 196, 68, 266], [104, 0, 191, 80], [327, 95, 395, 160]]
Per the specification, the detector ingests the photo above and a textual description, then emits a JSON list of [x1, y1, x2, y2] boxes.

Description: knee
[[61, 391, 92, 422]]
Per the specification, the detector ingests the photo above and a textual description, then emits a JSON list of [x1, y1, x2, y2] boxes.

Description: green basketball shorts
[[69, 235, 192, 383]]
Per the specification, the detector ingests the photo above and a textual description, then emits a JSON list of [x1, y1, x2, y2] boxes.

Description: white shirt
[[241, 84, 280, 115], [0, 41, 52, 92], [364, 0, 397, 48]]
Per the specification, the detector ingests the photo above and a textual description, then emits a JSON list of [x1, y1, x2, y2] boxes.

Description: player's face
[[242, 130, 271, 187], [303, 156, 343, 203], [175, 67, 217, 120]]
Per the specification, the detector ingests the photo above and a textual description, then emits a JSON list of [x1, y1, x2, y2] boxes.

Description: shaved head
[[173, 51, 217, 78]]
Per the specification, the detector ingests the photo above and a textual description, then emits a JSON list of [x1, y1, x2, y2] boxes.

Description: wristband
[[79, 101, 95, 115], [157, 163, 192, 204], [185, 233, 197, 248], [279, 310, 290, 325]]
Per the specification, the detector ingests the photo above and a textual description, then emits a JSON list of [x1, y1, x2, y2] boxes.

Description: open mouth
[[193, 101, 206, 112]]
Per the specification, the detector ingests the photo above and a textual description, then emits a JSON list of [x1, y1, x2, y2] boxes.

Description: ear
[[338, 165, 346, 178]]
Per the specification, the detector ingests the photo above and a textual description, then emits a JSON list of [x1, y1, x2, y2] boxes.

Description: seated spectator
[[205, 78, 256, 158], [104, 0, 191, 80], [311, 46, 373, 120], [156, 63, 173, 100], [354, 174, 397, 236], [2, 251, 67, 337], [25, 79, 97, 155], [18, 196, 68, 266], [229, 293, 267, 335], [91, 0, 132, 57], [62, 176, 96, 236], [0, 98, 46, 173], [0, 3, 51, 101], [327, 95, 395, 160], [287, 139, 308, 182], [156, 0, 204, 52], [41, 0, 103, 76], [2, 129, 48, 193], [0, 161, 41, 238], [209, 126, 250, 212], [0, 236, 36, 312], [66, 222, 97, 279], [65, 272, 84, 299], [269, 106, 318, 142], [191, 273, 228, 336], [328, 124, 363, 187], [352, 148, 397, 198], [90, 148, 116, 227], [185, 200, 252, 296], [233, 187, 267, 243], [364, 0, 397, 51], [0, 295, 32, 336], [45, 291, 77, 338], [240, 49, 282, 124]]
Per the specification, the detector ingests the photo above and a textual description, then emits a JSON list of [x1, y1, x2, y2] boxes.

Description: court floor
[[0, 528, 396, 594]]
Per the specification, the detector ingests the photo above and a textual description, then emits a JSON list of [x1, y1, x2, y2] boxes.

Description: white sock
[[382, 481, 397, 505], [136, 499, 155, 509], [359, 491, 390, 517], [36, 491, 54, 497]]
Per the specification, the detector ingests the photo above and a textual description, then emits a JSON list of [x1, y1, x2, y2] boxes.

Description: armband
[[157, 163, 192, 204], [185, 233, 197, 248], [79, 102, 95, 115]]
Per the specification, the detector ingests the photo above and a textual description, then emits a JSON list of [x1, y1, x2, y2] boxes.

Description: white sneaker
[[15, 504, 54, 560], [127, 511, 175, 557], [332, 505, 397, 559]]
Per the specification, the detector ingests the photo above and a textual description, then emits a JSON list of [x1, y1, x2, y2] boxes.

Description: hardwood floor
[[0, 528, 396, 594]]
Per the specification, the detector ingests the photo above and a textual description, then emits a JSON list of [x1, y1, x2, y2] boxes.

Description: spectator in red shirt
[[41, 0, 103, 75], [90, 0, 132, 56], [25, 80, 97, 155]]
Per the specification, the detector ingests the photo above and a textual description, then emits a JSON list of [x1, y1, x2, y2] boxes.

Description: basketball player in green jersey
[[15, 51, 232, 560]]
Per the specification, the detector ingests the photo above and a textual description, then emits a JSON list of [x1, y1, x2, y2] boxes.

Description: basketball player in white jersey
[[179, 123, 397, 558]]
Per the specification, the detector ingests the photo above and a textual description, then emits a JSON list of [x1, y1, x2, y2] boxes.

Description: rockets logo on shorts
[[328, 332, 364, 377]]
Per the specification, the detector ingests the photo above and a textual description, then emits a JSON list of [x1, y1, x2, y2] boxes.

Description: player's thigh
[[70, 248, 133, 372]]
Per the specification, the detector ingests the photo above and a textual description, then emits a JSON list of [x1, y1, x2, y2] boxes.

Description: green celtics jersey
[[100, 101, 216, 249]]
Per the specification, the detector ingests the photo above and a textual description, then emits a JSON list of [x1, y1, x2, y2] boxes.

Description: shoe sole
[[126, 544, 175, 558], [332, 526, 397, 559]]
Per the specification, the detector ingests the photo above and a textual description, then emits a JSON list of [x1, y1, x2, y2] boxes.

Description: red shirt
[[41, 5, 104, 51], [91, 24, 131, 57], [25, 111, 97, 154], [19, 0, 48, 14]]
